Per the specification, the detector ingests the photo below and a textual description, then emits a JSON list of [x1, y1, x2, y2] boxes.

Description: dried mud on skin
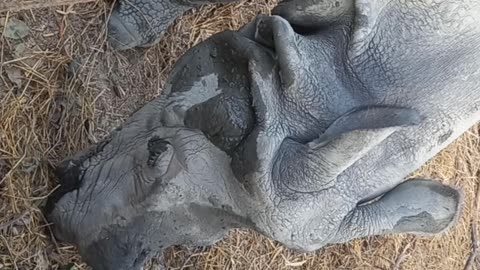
[[0, 1, 479, 269]]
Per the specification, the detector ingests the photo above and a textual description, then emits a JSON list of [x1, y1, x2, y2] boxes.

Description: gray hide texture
[[47, 0, 480, 269], [107, 0, 237, 50]]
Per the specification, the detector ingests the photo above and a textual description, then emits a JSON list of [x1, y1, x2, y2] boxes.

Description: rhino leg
[[272, 106, 422, 193], [108, 0, 235, 50], [272, 0, 353, 28], [332, 179, 463, 244]]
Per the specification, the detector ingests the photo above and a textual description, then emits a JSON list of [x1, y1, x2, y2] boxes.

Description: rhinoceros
[[47, 0, 480, 269]]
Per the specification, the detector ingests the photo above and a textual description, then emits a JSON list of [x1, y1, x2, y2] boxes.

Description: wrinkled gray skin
[[108, 0, 236, 50], [48, 0, 480, 269]]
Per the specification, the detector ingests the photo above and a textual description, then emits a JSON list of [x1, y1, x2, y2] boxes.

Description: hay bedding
[[0, 0, 478, 269]]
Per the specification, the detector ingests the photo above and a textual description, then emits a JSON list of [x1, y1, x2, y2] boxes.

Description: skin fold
[[47, 0, 480, 269]]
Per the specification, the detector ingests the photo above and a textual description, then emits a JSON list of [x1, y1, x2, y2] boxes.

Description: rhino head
[[47, 123, 253, 269], [48, 0, 480, 269]]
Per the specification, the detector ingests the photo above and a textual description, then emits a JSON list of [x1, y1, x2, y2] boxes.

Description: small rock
[[35, 251, 49, 270], [60, 263, 77, 270], [5, 66, 23, 89], [21, 157, 39, 174], [50, 96, 68, 127], [0, 159, 7, 169], [68, 58, 83, 78], [2, 18, 30, 40], [13, 43, 41, 68], [13, 43, 27, 58]]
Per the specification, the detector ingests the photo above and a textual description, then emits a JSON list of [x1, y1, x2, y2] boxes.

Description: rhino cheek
[[47, 163, 132, 247]]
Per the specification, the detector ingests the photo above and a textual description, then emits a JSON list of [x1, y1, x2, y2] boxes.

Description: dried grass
[[0, 0, 96, 13], [0, 1, 479, 269]]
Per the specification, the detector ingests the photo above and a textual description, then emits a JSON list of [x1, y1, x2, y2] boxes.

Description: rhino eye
[[147, 136, 171, 167]]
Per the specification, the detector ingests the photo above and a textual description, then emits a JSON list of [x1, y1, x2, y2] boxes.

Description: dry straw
[[0, 0, 96, 12]]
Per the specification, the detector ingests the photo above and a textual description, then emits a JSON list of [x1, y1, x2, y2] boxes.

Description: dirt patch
[[0, 1, 478, 269]]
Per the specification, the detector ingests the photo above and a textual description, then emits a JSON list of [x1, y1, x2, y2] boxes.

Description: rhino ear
[[274, 106, 422, 193]]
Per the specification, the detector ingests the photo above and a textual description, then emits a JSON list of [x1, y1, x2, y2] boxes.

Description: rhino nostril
[[44, 159, 84, 216], [133, 248, 150, 267], [147, 136, 171, 167]]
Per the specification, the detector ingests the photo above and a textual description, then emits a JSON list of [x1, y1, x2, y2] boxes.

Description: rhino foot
[[108, 0, 190, 50], [333, 179, 463, 244]]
